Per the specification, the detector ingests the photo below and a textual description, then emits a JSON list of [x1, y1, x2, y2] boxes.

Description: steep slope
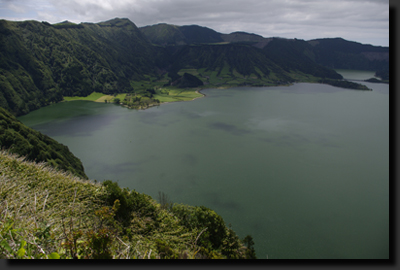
[[140, 24, 265, 45], [140, 23, 389, 76], [1, 19, 388, 117], [179, 25, 224, 44], [160, 40, 345, 88], [140, 24, 224, 45], [162, 43, 295, 86], [0, 18, 156, 116], [221, 32, 265, 43], [0, 107, 87, 178], [263, 38, 343, 79], [308, 38, 389, 73], [0, 151, 256, 259], [139, 23, 187, 45]]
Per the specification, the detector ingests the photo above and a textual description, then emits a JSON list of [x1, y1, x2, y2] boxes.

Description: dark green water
[[19, 76, 389, 259]]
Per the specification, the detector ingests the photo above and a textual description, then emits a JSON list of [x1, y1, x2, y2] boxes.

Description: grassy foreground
[[0, 151, 256, 259]]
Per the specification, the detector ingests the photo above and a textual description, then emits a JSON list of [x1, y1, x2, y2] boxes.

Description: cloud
[[7, 3, 25, 13], [0, 0, 389, 46]]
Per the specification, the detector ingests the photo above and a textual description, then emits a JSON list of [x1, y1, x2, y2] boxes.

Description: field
[[63, 92, 107, 102], [153, 88, 203, 103], [63, 93, 127, 103], [62, 68, 279, 108]]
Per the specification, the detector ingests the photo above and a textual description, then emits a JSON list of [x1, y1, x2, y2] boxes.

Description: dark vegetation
[[375, 67, 389, 81], [179, 25, 224, 44], [0, 107, 87, 178], [262, 38, 343, 80], [307, 38, 389, 72], [140, 24, 224, 46], [317, 79, 371, 90], [365, 78, 388, 84], [99, 181, 256, 259], [1, 18, 388, 116], [0, 18, 156, 116], [141, 23, 388, 87], [120, 93, 160, 109], [0, 18, 389, 259], [170, 72, 204, 88]]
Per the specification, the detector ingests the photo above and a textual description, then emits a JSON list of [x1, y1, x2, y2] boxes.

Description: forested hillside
[[1, 18, 388, 116], [0, 17, 389, 260], [141, 23, 389, 81], [0, 18, 157, 116], [308, 38, 389, 71], [0, 107, 87, 178]]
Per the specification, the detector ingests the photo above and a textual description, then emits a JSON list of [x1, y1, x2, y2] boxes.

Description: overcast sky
[[0, 0, 390, 46]]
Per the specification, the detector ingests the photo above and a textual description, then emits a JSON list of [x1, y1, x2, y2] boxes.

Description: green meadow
[[63, 92, 107, 102], [153, 88, 203, 103]]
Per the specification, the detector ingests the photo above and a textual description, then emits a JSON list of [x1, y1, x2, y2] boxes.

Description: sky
[[0, 0, 390, 46]]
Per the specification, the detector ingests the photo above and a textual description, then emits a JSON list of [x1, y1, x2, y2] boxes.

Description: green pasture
[[154, 88, 203, 103], [63, 92, 128, 103], [63, 92, 106, 101]]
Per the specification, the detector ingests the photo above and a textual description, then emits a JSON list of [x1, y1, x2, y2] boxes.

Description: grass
[[63, 92, 106, 102], [114, 94, 127, 101], [61, 68, 302, 110], [0, 151, 253, 259], [0, 151, 185, 259], [153, 88, 203, 103], [0, 151, 106, 259], [94, 95, 114, 103], [177, 69, 199, 76], [63, 93, 128, 103]]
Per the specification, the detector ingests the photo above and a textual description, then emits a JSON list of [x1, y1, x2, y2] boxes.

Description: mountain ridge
[[0, 18, 388, 259], [140, 22, 388, 71], [0, 18, 389, 117]]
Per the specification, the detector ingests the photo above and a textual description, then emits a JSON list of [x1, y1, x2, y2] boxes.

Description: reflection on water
[[18, 79, 389, 259], [334, 69, 378, 80], [247, 118, 291, 132]]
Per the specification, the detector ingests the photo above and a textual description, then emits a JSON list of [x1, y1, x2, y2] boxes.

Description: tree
[[243, 235, 256, 259]]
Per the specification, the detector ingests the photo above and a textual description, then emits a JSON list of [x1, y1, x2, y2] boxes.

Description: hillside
[[140, 24, 224, 45], [221, 32, 265, 43], [179, 25, 224, 44], [0, 151, 256, 259], [141, 23, 389, 79], [0, 18, 157, 116], [0, 18, 389, 260], [1, 18, 388, 116], [308, 38, 389, 70], [141, 24, 265, 45], [155, 42, 344, 88], [139, 23, 187, 46], [0, 107, 87, 178], [262, 38, 343, 80]]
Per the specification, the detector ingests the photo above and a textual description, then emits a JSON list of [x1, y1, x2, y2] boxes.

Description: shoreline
[[60, 78, 373, 111]]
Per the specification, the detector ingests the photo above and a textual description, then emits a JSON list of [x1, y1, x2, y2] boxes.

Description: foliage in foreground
[[0, 151, 256, 259]]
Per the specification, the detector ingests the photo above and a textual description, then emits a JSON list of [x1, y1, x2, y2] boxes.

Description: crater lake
[[18, 71, 389, 259]]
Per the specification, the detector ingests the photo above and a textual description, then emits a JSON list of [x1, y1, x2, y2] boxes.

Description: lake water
[[334, 69, 379, 81], [18, 71, 389, 259]]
